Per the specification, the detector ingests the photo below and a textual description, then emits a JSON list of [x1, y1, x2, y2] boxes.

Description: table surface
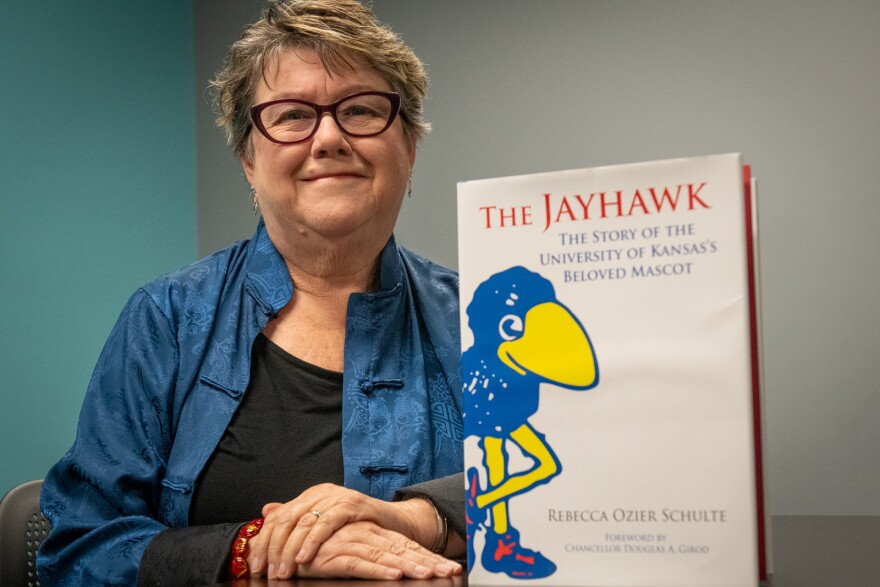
[[210, 516, 880, 587]]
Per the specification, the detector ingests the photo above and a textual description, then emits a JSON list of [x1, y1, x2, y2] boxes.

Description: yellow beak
[[497, 302, 598, 388]]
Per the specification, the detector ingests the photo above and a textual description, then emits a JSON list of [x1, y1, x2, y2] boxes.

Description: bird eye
[[498, 314, 523, 341]]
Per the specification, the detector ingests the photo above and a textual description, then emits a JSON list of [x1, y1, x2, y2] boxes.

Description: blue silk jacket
[[38, 220, 464, 585]]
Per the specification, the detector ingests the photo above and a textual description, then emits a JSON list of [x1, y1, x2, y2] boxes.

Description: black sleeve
[[137, 522, 242, 587], [394, 472, 465, 539]]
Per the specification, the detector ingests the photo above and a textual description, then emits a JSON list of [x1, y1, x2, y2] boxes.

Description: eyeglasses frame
[[249, 91, 402, 145]]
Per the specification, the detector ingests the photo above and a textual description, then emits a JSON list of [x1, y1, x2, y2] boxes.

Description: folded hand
[[246, 483, 459, 580], [295, 520, 458, 579]]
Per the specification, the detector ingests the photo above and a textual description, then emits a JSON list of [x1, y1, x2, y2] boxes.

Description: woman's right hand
[[291, 520, 457, 580], [245, 483, 459, 579]]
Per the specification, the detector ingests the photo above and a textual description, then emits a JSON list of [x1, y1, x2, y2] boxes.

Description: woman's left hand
[[246, 483, 455, 579], [294, 520, 458, 580]]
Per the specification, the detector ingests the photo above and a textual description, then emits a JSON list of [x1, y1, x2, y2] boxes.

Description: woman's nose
[[310, 113, 352, 156]]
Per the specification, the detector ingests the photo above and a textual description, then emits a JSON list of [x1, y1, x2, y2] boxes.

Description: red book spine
[[743, 165, 767, 581]]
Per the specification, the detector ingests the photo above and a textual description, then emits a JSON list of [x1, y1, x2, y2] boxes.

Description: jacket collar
[[244, 218, 403, 313], [244, 219, 292, 315], [377, 234, 404, 293]]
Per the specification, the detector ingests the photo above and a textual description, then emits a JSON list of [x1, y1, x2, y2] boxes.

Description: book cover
[[458, 153, 759, 586]]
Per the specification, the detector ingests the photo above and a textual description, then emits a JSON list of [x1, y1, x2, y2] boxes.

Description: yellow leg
[[476, 423, 559, 512], [482, 436, 509, 533]]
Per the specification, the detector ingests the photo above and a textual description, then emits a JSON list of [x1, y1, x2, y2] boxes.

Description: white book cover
[[458, 153, 759, 586]]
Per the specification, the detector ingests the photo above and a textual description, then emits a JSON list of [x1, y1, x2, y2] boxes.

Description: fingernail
[[278, 562, 288, 578], [251, 556, 262, 573], [268, 563, 275, 578], [384, 568, 402, 579], [415, 564, 432, 577]]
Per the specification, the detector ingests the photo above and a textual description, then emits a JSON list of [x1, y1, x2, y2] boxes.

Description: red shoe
[[481, 526, 557, 579]]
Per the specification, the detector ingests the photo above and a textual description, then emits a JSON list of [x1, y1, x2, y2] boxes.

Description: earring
[[407, 173, 413, 198], [250, 186, 259, 215]]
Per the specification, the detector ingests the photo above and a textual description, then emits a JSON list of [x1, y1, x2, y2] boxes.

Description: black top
[[190, 333, 345, 525], [138, 335, 464, 586]]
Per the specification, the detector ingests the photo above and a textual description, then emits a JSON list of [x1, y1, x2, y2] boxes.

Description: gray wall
[[196, 1, 880, 516], [196, 0, 265, 254]]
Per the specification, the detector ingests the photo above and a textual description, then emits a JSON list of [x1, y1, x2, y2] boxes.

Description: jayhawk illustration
[[463, 266, 599, 579]]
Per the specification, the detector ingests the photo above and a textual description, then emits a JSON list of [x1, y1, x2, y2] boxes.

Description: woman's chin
[[289, 213, 391, 245]]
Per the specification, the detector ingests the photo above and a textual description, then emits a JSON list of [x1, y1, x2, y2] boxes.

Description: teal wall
[[0, 2, 196, 494]]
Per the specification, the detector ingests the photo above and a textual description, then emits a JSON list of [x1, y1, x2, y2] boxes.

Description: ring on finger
[[311, 509, 322, 518]]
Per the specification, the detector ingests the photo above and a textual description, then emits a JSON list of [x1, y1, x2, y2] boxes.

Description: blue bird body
[[462, 266, 599, 579], [463, 349, 541, 437]]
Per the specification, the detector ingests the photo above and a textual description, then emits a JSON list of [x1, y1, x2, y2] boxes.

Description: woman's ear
[[407, 136, 417, 168], [241, 154, 255, 185]]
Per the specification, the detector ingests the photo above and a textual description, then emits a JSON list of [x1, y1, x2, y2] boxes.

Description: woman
[[38, 1, 465, 584]]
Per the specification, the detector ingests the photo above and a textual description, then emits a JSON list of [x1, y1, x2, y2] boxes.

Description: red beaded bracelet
[[229, 518, 264, 579]]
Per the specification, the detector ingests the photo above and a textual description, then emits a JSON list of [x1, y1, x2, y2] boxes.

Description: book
[[458, 153, 761, 586]]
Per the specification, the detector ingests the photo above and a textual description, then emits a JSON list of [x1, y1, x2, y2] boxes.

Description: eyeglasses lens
[[258, 93, 395, 143]]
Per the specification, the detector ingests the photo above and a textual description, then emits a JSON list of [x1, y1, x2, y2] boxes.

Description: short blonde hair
[[211, 0, 430, 159]]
